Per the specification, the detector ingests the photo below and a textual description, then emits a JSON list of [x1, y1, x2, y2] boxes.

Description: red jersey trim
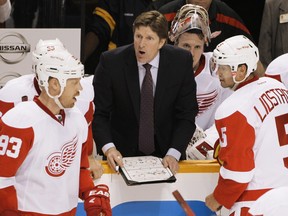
[[194, 55, 206, 77], [0, 100, 14, 117], [33, 77, 41, 96], [265, 74, 282, 83], [237, 188, 271, 202], [33, 96, 66, 125], [235, 76, 259, 91], [17, 207, 77, 216]]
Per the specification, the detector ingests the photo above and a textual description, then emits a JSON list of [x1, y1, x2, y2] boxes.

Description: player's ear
[[48, 77, 61, 95], [158, 38, 166, 49], [238, 64, 248, 79]]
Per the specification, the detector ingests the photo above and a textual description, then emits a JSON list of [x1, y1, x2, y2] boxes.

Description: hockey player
[[265, 53, 288, 88], [0, 38, 104, 179], [249, 187, 288, 215], [169, 4, 232, 160], [205, 35, 288, 215], [0, 49, 111, 215]]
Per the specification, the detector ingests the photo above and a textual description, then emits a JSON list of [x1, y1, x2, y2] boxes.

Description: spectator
[[92, 10, 198, 174], [205, 35, 288, 215], [148, 0, 172, 10], [222, 0, 265, 45], [158, 0, 253, 52], [258, 0, 288, 68], [84, 0, 157, 74], [12, 0, 38, 27], [12, 0, 96, 28]]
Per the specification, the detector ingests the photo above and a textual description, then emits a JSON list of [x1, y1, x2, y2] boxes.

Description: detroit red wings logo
[[197, 89, 219, 115], [45, 137, 78, 177]]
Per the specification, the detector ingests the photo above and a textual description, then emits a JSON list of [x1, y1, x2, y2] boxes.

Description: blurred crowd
[[1, 0, 287, 74]]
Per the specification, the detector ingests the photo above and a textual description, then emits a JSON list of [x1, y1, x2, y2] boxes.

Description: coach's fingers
[[105, 147, 123, 172], [162, 155, 179, 174]]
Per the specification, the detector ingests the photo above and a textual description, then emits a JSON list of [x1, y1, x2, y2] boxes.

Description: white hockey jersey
[[213, 76, 288, 214], [0, 98, 93, 215], [0, 74, 95, 154], [265, 53, 288, 88], [194, 53, 232, 130]]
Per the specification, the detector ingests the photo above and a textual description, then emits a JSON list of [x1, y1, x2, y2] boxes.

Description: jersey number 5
[[275, 113, 288, 169], [0, 135, 22, 158]]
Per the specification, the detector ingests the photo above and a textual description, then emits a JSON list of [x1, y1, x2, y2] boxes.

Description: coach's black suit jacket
[[92, 44, 198, 159]]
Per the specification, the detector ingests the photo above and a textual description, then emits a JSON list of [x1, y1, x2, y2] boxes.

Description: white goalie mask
[[210, 35, 259, 84], [169, 4, 211, 46], [32, 38, 66, 73], [36, 50, 84, 108]]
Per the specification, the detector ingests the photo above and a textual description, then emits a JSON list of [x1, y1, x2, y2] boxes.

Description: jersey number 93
[[0, 135, 22, 158]]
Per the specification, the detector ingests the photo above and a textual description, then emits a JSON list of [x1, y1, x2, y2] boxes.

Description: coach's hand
[[162, 155, 179, 174], [105, 147, 124, 172]]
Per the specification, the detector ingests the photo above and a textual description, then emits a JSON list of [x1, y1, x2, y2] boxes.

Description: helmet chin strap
[[233, 76, 246, 84], [230, 82, 239, 91], [45, 86, 65, 110], [54, 97, 65, 110], [229, 76, 243, 91], [232, 69, 250, 85]]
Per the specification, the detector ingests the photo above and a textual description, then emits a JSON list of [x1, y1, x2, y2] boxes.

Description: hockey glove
[[186, 125, 213, 160], [83, 184, 111, 216]]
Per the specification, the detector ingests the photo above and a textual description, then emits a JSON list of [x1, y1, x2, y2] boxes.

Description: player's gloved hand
[[83, 184, 111, 216], [188, 141, 214, 160], [186, 125, 213, 160]]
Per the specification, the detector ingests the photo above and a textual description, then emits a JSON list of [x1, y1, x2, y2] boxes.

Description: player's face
[[59, 78, 82, 108], [186, 0, 212, 10], [176, 32, 204, 70], [216, 65, 235, 88], [134, 26, 166, 63]]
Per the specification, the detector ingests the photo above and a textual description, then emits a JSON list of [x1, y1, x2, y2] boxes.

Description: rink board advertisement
[[0, 29, 80, 88], [76, 162, 229, 216]]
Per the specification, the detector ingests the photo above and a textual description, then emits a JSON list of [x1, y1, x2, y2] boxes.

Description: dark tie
[[139, 63, 155, 155]]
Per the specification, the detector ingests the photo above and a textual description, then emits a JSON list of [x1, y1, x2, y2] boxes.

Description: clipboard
[[119, 156, 177, 186]]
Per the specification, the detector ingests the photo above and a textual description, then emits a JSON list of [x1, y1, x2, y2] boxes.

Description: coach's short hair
[[133, 10, 168, 40]]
